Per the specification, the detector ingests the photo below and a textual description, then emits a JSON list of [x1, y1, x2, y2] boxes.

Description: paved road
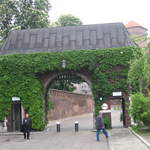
[[0, 113, 149, 150], [0, 114, 108, 150], [0, 131, 109, 150]]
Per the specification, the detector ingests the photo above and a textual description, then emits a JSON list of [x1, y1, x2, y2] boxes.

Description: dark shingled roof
[[1, 23, 136, 54]]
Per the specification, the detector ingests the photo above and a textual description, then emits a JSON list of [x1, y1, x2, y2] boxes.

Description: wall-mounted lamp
[[99, 97, 103, 101], [62, 59, 66, 69]]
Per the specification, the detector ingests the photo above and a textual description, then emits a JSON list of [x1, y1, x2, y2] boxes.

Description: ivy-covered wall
[[0, 47, 136, 130]]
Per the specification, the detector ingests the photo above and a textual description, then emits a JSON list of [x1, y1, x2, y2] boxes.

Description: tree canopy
[[15, 0, 51, 29], [130, 93, 150, 126], [0, 0, 18, 47], [128, 37, 150, 95], [52, 14, 83, 27], [0, 0, 51, 48]]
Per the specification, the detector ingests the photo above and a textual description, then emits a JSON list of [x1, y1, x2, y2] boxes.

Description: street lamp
[[62, 59, 66, 69]]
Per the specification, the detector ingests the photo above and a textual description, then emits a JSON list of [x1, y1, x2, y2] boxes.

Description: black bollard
[[56, 122, 60, 132], [75, 121, 79, 132]]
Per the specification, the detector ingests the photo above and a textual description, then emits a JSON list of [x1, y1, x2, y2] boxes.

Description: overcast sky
[[50, 0, 149, 33]]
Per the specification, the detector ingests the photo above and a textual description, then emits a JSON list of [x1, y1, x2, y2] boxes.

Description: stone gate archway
[[39, 69, 94, 123], [39, 68, 130, 129], [0, 23, 136, 131]]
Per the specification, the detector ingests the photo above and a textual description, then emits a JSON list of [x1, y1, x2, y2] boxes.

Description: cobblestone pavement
[[0, 113, 149, 150]]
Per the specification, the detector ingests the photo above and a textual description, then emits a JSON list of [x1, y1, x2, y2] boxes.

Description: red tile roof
[[126, 21, 143, 28]]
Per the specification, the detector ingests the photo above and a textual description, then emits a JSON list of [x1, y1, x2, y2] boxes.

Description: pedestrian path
[[0, 129, 108, 150], [110, 128, 149, 150], [0, 113, 149, 150]]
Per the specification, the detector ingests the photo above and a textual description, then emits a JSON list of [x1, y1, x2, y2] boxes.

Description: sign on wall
[[112, 92, 122, 96], [102, 103, 108, 110], [12, 97, 20, 102]]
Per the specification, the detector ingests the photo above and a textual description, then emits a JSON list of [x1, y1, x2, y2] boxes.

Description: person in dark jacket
[[22, 113, 32, 140], [95, 112, 108, 141]]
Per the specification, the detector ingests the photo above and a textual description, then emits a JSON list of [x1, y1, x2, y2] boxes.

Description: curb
[[0, 131, 44, 136], [128, 127, 150, 149], [0, 132, 22, 136]]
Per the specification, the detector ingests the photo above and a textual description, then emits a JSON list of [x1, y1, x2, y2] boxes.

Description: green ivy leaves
[[0, 47, 135, 129]]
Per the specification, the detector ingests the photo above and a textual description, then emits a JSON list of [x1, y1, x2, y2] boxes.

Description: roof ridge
[[1, 22, 135, 54], [11, 22, 124, 32]]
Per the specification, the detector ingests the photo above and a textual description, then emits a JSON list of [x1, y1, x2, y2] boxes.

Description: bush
[[130, 93, 150, 126], [103, 116, 111, 129]]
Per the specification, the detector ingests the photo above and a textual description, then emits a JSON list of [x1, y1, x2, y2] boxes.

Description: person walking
[[95, 111, 108, 141], [22, 113, 32, 140]]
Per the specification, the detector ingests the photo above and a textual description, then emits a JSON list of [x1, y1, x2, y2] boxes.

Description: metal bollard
[[75, 121, 79, 132], [56, 122, 60, 132]]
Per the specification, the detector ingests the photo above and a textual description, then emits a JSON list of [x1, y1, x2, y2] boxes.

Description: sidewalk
[[109, 128, 150, 150]]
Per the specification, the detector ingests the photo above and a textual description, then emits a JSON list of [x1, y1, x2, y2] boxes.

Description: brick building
[[126, 21, 148, 48]]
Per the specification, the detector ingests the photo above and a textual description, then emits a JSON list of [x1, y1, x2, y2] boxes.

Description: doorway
[[12, 101, 22, 131], [110, 99, 124, 128]]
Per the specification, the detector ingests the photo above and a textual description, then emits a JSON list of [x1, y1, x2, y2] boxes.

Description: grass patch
[[132, 126, 150, 138]]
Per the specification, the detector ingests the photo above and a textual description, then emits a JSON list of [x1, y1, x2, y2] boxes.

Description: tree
[[15, 0, 51, 29], [130, 93, 150, 126], [128, 37, 150, 126], [34, 0, 50, 13], [128, 35, 150, 95], [49, 75, 84, 92], [0, 0, 51, 48], [0, 0, 18, 48], [50, 80, 76, 92], [52, 14, 83, 27]]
